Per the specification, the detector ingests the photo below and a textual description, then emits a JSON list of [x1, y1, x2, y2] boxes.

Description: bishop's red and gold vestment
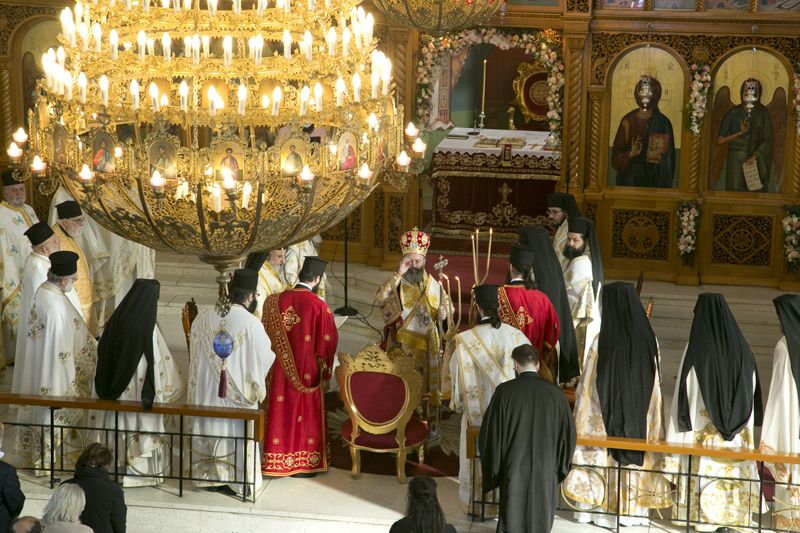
[[261, 285, 338, 476], [497, 282, 560, 382]]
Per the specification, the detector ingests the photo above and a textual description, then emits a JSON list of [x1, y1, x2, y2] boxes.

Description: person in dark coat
[[479, 344, 577, 533], [0, 422, 25, 533], [64, 443, 127, 533]]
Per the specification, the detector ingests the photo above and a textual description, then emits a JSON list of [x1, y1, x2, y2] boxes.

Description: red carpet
[[326, 392, 460, 478]]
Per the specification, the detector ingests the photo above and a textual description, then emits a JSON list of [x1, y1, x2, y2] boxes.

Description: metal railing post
[[114, 410, 120, 485], [685, 455, 692, 533], [179, 415, 184, 498], [49, 408, 57, 488], [616, 462, 621, 533], [243, 419, 248, 503]]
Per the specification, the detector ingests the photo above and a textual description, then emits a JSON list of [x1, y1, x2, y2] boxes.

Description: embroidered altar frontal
[[431, 129, 561, 238]]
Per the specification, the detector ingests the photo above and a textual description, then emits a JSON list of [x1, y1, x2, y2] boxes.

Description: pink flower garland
[[686, 63, 711, 136], [416, 28, 564, 132]]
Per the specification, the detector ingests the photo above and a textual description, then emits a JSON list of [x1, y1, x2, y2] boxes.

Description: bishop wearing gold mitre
[[51, 200, 100, 336]]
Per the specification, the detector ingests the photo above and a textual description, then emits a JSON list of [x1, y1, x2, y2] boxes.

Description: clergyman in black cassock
[[479, 344, 576, 533]]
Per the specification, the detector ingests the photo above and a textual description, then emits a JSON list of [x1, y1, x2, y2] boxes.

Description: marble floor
[[0, 252, 790, 532]]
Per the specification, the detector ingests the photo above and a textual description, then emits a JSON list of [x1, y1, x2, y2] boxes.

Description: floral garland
[[416, 28, 564, 132], [783, 204, 800, 274], [685, 63, 711, 136], [792, 71, 800, 137], [677, 199, 701, 266]]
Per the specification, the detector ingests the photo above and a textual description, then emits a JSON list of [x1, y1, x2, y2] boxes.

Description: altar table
[[430, 128, 561, 238]]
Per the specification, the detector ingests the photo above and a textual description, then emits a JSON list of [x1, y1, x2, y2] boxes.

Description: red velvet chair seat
[[341, 416, 428, 449]]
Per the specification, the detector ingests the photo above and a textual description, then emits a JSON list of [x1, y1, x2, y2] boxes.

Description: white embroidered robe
[[90, 326, 185, 486], [13, 254, 81, 394], [0, 201, 38, 365], [663, 343, 764, 531], [553, 221, 569, 273], [563, 336, 669, 527], [188, 305, 275, 494], [254, 262, 286, 320], [564, 254, 600, 374], [14, 282, 97, 470], [760, 337, 800, 531], [445, 323, 530, 513]]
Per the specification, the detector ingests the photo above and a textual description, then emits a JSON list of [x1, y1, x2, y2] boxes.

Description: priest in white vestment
[[547, 192, 581, 273], [562, 216, 603, 379], [761, 294, 800, 530], [284, 236, 329, 301], [14, 251, 98, 471], [91, 279, 186, 487], [663, 293, 764, 531], [443, 284, 530, 514], [0, 169, 39, 369], [244, 249, 287, 320], [12, 222, 80, 395], [188, 270, 275, 496], [563, 282, 668, 527], [49, 187, 155, 335]]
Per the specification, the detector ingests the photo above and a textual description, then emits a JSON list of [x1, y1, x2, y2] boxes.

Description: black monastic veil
[[773, 294, 800, 437]]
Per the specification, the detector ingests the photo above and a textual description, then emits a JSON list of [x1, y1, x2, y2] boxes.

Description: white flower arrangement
[[416, 29, 564, 133], [783, 204, 800, 273], [686, 63, 711, 136], [677, 200, 701, 265], [793, 72, 800, 137]]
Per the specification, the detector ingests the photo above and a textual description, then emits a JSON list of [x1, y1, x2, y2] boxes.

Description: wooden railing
[[0, 393, 263, 502]]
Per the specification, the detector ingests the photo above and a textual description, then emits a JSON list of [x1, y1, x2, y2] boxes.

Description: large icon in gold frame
[[512, 62, 550, 123]]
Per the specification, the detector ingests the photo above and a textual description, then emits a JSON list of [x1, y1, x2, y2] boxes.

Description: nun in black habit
[[664, 293, 764, 530], [92, 279, 186, 487]]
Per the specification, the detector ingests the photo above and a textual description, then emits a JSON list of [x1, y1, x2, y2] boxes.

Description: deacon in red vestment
[[498, 244, 560, 383], [262, 256, 338, 477]]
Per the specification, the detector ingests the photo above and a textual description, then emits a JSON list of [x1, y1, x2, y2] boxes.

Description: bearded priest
[[14, 251, 97, 471], [375, 227, 449, 412], [546, 193, 581, 273], [262, 257, 338, 477]]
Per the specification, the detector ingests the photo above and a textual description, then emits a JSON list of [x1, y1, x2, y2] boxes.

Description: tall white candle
[[238, 84, 247, 116], [364, 13, 374, 45], [110, 30, 118, 60], [99, 75, 109, 106], [272, 86, 281, 116], [342, 28, 350, 58], [208, 0, 216, 16], [352, 20, 362, 50], [314, 82, 323, 111], [255, 35, 263, 65], [336, 77, 345, 106], [174, 0, 181, 13], [212, 185, 221, 212], [147, 38, 155, 57], [192, 35, 200, 65], [352, 73, 361, 102], [78, 72, 87, 102], [138, 31, 146, 62], [208, 86, 217, 117], [223, 36, 232, 66], [43, 54, 53, 89], [382, 58, 391, 96], [371, 70, 379, 99], [92, 24, 101, 53], [233, 0, 241, 14], [283, 31, 291, 60], [179, 80, 188, 111], [309, 0, 315, 10], [79, 23, 88, 52], [202, 35, 209, 58], [300, 86, 309, 116], [67, 21, 76, 48], [144, 0, 150, 12], [52, 64, 63, 94], [63, 71, 73, 101], [131, 80, 139, 110], [304, 31, 312, 61], [184, 36, 191, 58], [257, 0, 265, 16], [284, 0, 290, 14], [150, 82, 159, 112], [327, 28, 336, 56], [241, 182, 251, 209], [163, 33, 171, 62]]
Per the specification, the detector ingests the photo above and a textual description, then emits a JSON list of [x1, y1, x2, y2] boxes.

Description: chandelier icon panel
[[9, 0, 426, 273]]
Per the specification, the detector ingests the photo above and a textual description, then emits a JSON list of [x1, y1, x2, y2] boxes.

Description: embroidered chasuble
[[497, 284, 560, 382], [663, 344, 765, 531], [188, 305, 275, 494], [254, 262, 286, 320], [564, 254, 600, 375], [563, 336, 669, 527], [14, 282, 97, 471], [375, 272, 448, 407], [13, 254, 81, 394], [760, 337, 800, 530], [553, 222, 569, 273], [284, 239, 329, 302], [262, 287, 338, 476], [52, 224, 100, 336], [443, 322, 529, 514], [0, 201, 38, 366]]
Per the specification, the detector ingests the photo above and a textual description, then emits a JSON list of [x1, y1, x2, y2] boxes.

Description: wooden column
[[585, 88, 604, 191], [563, 34, 588, 193]]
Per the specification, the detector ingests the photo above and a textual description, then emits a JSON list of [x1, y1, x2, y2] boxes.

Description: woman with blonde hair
[[40, 484, 92, 533]]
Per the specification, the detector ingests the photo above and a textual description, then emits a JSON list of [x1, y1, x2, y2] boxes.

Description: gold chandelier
[[7, 0, 427, 277], [370, 0, 504, 37]]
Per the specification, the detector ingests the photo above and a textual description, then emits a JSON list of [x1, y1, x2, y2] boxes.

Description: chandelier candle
[[110, 30, 118, 60], [482, 59, 486, 114]]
